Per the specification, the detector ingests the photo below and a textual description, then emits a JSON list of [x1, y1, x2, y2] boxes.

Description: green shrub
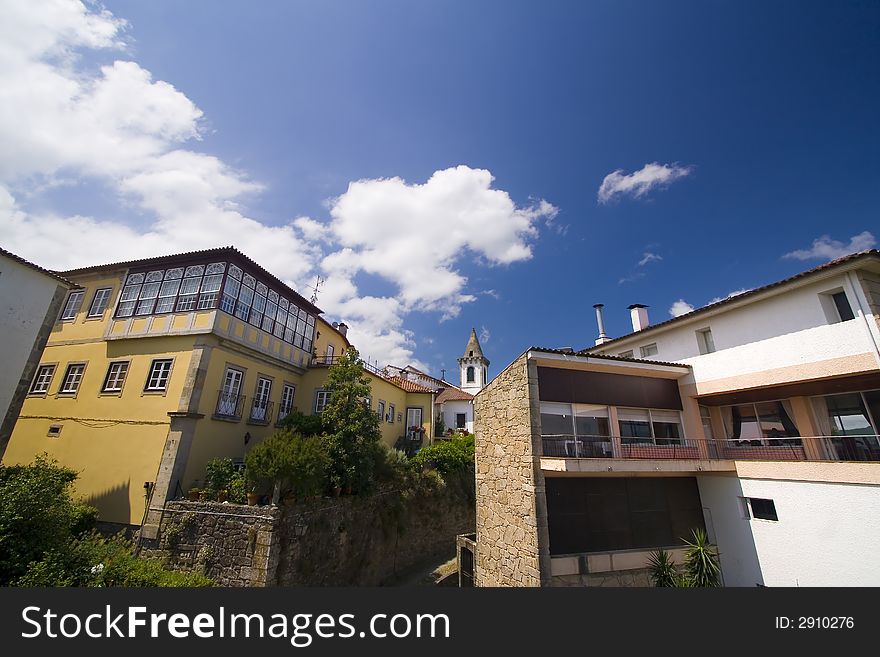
[[278, 410, 324, 437], [647, 547, 679, 587], [647, 528, 721, 587], [411, 434, 475, 475], [227, 471, 248, 505], [204, 457, 237, 499], [246, 429, 330, 502]]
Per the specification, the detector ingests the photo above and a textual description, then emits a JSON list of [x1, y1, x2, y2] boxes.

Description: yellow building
[[2, 247, 433, 533]]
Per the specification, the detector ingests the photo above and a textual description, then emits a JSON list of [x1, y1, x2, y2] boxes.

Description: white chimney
[[593, 303, 610, 345], [628, 304, 650, 332], [337, 322, 348, 337]]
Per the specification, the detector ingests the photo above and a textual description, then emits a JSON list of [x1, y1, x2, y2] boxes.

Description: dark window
[[545, 477, 705, 555], [466, 366, 475, 382], [456, 413, 467, 429], [748, 498, 778, 521], [832, 292, 855, 321]]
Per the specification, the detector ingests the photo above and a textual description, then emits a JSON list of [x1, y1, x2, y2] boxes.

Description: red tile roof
[[385, 376, 436, 394], [436, 387, 474, 403]]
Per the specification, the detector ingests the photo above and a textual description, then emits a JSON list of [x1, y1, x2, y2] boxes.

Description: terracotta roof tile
[[385, 376, 436, 394], [436, 387, 474, 403]]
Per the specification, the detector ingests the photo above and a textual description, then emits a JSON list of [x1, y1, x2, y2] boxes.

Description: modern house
[[0, 247, 73, 459], [473, 249, 880, 587], [1, 247, 434, 534]]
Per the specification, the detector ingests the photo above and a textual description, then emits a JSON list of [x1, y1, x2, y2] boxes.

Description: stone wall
[[473, 353, 550, 586], [149, 477, 475, 586], [144, 501, 280, 586], [550, 568, 653, 587]]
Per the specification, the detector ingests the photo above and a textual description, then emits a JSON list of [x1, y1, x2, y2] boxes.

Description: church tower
[[458, 328, 490, 394]]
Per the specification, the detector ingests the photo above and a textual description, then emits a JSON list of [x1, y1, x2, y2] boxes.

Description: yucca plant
[[682, 528, 721, 587], [647, 547, 679, 587]]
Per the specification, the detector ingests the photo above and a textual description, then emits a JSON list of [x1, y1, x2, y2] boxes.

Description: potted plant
[[247, 491, 260, 506], [217, 489, 228, 503], [187, 486, 201, 502]]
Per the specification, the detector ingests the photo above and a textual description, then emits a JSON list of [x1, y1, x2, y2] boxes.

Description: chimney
[[628, 304, 650, 332], [337, 322, 348, 337], [593, 303, 610, 345]]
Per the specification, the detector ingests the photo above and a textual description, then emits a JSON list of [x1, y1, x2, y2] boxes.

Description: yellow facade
[[3, 250, 437, 527]]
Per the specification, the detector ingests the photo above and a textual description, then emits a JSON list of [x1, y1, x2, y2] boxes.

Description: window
[[216, 367, 244, 417], [278, 384, 296, 422], [47, 424, 62, 438], [456, 413, 467, 429], [30, 364, 56, 394], [314, 390, 331, 415], [250, 377, 272, 422], [745, 497, 778, 521], [87, 288, 113, 317], [820, 288, 856, 324], [145, 359, 173, 391], [483, 368, 487, 384], [639, 343, 658, 358], [377, 400, 386, 422], [618, 350, 634, 358], [696, 328, 715, 355], [700, 405, 715, 440], [466, 366, 475, 383], [60, 290, 84, 320], [59, 364, 85, 394], [721, 401, 800, 445], [811, 391, 880, 460], [102, 361, 129, 392], [618, 408, 683, 445], [387, 404, 395, 424], [540, 402, 612, 457], [325, 344, 334, 364]]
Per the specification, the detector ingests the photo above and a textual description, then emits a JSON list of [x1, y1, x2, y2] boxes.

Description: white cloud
[[597, 162, 693, 204], [0, 2, 556, 369], [479, 326, 490, 344], [618, 272, 646, 285], [708, 288, 751, 305], [481, 289, 501, 300], [782, 231, 876, 261], [669, 300, 695, 317], [638, 252, 662, 266]]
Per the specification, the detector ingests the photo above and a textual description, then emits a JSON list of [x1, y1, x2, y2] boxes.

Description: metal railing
[[215, 390, 245, 420], [540, 435, 880, 463], [248, 399, 275, 425], [310, 355, 386, 377]]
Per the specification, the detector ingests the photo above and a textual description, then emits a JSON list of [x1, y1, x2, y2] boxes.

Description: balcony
[[248, 399, 275, 426], [540, 435, 880, 463], [214, 390, 245, 421]]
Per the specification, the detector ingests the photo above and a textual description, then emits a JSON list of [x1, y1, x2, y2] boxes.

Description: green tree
[[319, 347, 382, 493], [683, 527, 721, 587], [245, 429, 330, 503], [0, 454, 97, 584], [278, 409, 324, 437]]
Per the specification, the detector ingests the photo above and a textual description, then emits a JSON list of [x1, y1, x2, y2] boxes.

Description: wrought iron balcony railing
[[248, 399, 275, 425], [214, 390, 245, 420], [540, 434, 880, 463]]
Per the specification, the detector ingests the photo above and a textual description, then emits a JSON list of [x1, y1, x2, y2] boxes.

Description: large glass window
[[60, 290, 84, 320], [811, 391, 880, 460], [618, 408, 684, 445], [540, 402, 612, 457], [721, 401, 800, 445]]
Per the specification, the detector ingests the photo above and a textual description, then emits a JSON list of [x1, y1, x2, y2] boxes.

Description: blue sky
[[2, 1, 878, 378]]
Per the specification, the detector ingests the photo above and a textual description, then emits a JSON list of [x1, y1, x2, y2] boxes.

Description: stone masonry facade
[[473, 353, 551, 586]]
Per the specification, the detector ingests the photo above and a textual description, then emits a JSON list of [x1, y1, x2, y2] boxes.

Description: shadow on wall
[[87, 479, 135, 527], [698, 475, 764, 587]]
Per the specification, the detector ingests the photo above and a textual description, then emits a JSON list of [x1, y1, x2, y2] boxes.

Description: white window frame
[[617, 407, 685, 445], [250, 376, 273, 422], [59, 363, 86, 395], [618, 350, 634, 359], [102, 361, 129, 393], [696, 327, 716, 355], [315, 390, 331, 415], [387, 403, 395, 424], [639, 343, 658, 358], [325, 343, 335, 364], [30, 364, 57, 395], [278, 383, 296, 421], [60, 290, 85, 320], [145, 359, 173, 392], [87, 288, 113, 318], [377, 400, 386, 421]]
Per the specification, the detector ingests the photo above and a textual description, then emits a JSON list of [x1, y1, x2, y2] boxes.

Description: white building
[[0, 248, 73, 457], [474, 249, 880, 587]]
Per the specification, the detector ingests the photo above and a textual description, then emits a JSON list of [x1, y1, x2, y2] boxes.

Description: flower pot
[[187, 489, 200, 502], [217, 490, 228, 503], [247, 492, 260, 506]]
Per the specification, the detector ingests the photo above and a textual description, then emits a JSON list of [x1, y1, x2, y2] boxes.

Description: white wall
[[738, 476, 880, 586], [697, 474, 764, 587], [698, 473, 880, 586], [442, 400, 473, 434], [595, 273, 880, 385], [0, 255, 62, 424]]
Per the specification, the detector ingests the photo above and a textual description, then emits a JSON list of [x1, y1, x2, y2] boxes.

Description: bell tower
[[458, 328, 490, 394]]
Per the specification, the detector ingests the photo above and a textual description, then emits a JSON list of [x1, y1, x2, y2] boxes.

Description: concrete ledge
[[540, 457, 736, 475]]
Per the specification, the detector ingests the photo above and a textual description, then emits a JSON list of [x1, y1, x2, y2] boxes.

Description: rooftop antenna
[[309, 275, 325, 304]]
